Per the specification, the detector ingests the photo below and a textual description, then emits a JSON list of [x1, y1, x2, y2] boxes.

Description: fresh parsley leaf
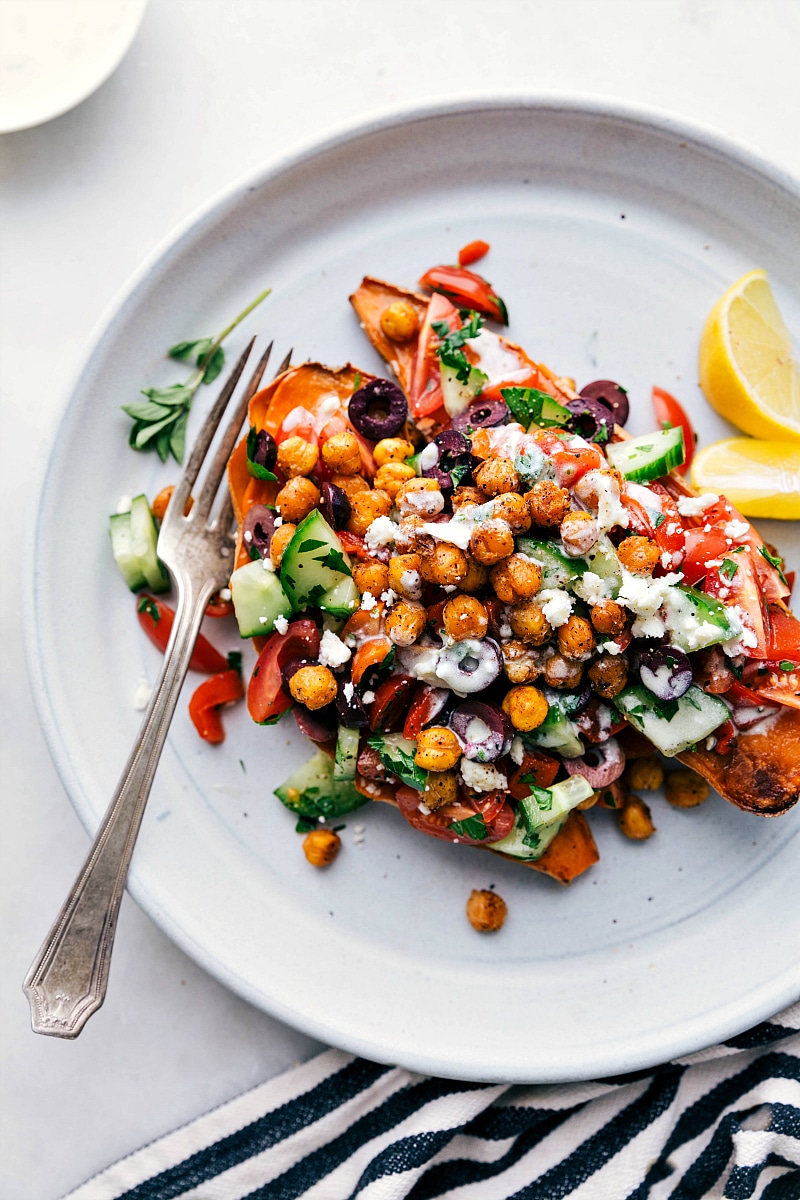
[[168, 337, 213, 362], [434, 311, 485, 384], [654, 512, 666, 528], [295, 817, 318, 833], [239, 759, 247, 773], [720, 558, 739, 581], [137, 596, 160, 622], [299, 538, 327, 551], [651, 696, 680, 721], [779, 660, 797, 672], [759, 545, 788, 586], [227, 651, 242, 674], [245, 426, 278, 481], [314, 547, 351, 576], [352, 372, 361, 392], [450, 814, 488, 840]]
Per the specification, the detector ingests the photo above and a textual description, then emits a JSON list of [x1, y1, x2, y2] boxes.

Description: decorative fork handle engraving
[[24, 577, 216, 1037]]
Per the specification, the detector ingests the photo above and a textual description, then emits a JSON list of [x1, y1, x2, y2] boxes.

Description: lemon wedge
[[699, 269, 800, 442], [691, 438, 800, 519]]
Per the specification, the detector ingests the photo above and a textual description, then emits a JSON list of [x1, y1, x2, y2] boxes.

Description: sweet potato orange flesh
[[349, 277, 429, 396], [679, 707, 800, 815]]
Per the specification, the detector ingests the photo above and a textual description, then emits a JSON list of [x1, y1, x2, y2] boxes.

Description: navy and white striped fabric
[[64, 1003, 799, 1200]]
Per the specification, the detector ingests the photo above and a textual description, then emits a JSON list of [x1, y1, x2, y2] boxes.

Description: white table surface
[[2, 1, 799, 1195]]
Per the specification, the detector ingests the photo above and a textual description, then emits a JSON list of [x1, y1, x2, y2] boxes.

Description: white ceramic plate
[[27, 99, 800, 1083]]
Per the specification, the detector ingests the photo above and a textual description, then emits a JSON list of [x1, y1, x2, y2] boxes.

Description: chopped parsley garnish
[[432, 311, 485, 384], [759, 545, 788, 586], [295, 817, 318, 833], [227, 651, 242, 674], [246, 426, 278, 481], [779, 660, 797, 672], [650, 697, 680, 721], [137, 596, 160, 623], [299, 538, 326, 552], [450, 814, 489, 840], [654, 512, 666, 528], [313, 547, 351, 576], [367, 735, 426, 790], [719, 558, 739, 581]]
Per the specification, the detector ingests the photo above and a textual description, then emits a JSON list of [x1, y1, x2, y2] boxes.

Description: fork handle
[[23, 577, 216, 1037]]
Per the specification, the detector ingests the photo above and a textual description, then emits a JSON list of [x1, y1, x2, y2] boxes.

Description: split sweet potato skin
[[349, 277, 429, 396], [679, 707, 800, 816]]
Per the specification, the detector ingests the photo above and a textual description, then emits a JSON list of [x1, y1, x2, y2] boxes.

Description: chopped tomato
[[714, 721, 737, 755], [458, 240, 490, 267], [189, 669, 244, 743], [409, 293, 460, 417], [681, 525, 730, 586], [136, 595, 229, 674], [205, 595, 234, 618], [479, 368, 541, 400], [766, 607, 800, 662], [403, 684, 449, 740], [418, 265, 508, 324], [351, 637, 393, 686], [247, 619, 320, 724], [368, 675, 415, 732], [507, 751, 560, 801], [395, 786, 514, 844], [621, 481, 686, 568], [755, 669, 800, 710], [275, 408, 319, 448], [337, 530, 370, 560], [343, 603, 384, 644], [550, 445, 604, 488], [704, 551, 768, 658], [651, 387, 695, 474]]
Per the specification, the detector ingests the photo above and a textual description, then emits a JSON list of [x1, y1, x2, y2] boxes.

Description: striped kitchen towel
[[64, 1004, 800, 1200]]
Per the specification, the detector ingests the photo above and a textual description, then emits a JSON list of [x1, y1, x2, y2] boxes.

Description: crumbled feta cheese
[[318, 629, 351, 669], [364, 515, 397, 552], [380, 589, 398, 607], [362, 691, 375, 705], [573, 570, 611, 606], [116, 494, 132, 514], [360, 591, 378, 611], [724, 520, 749, 540], [281, 406, 310, 432], [261, 556, 275, 571], [273, 614, 289, 635], [417, 801, 432, 815], [399, 569, 422, 599], [312, 394, 343, 433], [705, 735, 717, 750], [133, 674, 152, 711], [418, 443, 439, 470], [460, 759, 508, 793], [219, 587, 232, 602], [617, 570, 682, 639], [442, 584, 458, 593], [722, 605, 757, 656], [601, 640, 622, 655], [343, 681, 354, 702], [244, 530, 253, 542], [259, 616, 269, 625], [274, 516, 283, 527], [510, 736, 526, 766], [677, 492, 719, 516], [537, 588, 573, 628], [661, 552, 673, 569]]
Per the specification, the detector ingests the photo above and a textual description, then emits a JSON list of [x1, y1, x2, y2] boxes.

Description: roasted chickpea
[[525, 480, 570, 527], [152, 485, 193, 522], [474, 456, 520, 497], [396, 477, 445, 517], [331, 473, 370, 501], [590, 599, 626, 635], [394, 514, 433, 555], [508, 599, 551, 645], [587, 655, 628, 698], [373, 437, 415, 467], [415, 726, 461, 771], [442, 595, 488, 641], [276, 435, 319, 478], [617, 795, 656, 840], [665, 770, 710, 808], [385, 599, 426, 646], [289, 664, 338, 710], [469, 518, 514, 566], [347, 489, 392, 535], [459, 554, 490, 593], [502, 639, 543, 684], [557, 615, 595, 660], [380, 299, 419, 342], [374, 460, 416, 500], [423, 770, 459, 811], [352, 560, 389, 596], [489, 491, 532, 533], [617, 535, 660, 575], [276, 476, 320, 524], [451, 486, 485, 509], [560, 510, 599, 557], [322, 430, 362, 475], [270, 521, 296, 568], [502, 685, 549, 731], [490, 554, 542, 603], [626, 756, 664, 792], [388, 552, 423, 599], [418, 543, 468, 586], [544, 653, 584, 689], [466, 889, 507, 933], [302, 828, 341, 867]]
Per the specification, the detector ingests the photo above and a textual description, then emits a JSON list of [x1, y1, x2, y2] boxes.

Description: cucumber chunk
[[367, 732, 426, 791], [109, 512, 148, 591], [516, 537, 586, 588], [613, 683, 729, 756], [274, 750, 368, 819], [320, 574, 360, 619], [279, 510, 355, 616], [519, 775, 594, 834], [109, 496, 169, 593], [334, 726, 360, 781], [440, 362, 487, 418], [664, 586, 739, 652], [523, 700, 585, 759], [230, 559, 293, 638], [605, 427, 685, 482], [489, 812, 566, 861]]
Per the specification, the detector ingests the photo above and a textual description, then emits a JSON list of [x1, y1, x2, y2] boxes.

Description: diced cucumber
[[489, 811, 566, 861], [664, 586, 739, 652], [274, 750, 368, 819], [613, 684, 729, 756], [523, 703, 585, 759], [230, 559, 293, 638], [367, 732, 426, 791], [605, 427, 685, 482], [109, 512, 148, 591], [582, 537, 623, 598], [440, 362, 487, 418], [279, 510, 355, 616], [129, 495, 170, 591], [516, 537, 586, 588], [334, 727, 360, 781], [520, 775, 593, 834]]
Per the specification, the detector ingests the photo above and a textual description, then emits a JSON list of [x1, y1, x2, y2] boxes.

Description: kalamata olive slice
[[241, 504, 277, 560], [436, 639, 502, 695], [319, 481, 351, 531], [357, 744, 392, 780], [563, 736, 625, 788], [423, 430, 474, 492], [450, 701, 511, 762], [349, 378, 408, 440], [293, 703, 338, 743], [434, 429, 472, 459], [368, 674, 415, 733], [566, 398, 615, 444], [579, 380, 629, 426], [247, 428, 278, 471], [638, 645, 693, 700], [281, 657, 313, 689], [336, 680, 369, 728], [451, 399, 510, 432]]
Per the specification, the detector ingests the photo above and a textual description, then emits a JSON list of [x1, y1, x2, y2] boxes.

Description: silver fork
[[24, 338, 289, 1038]]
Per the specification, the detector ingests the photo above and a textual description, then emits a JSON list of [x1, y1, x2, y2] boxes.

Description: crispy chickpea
[[665, 769, 710, 809], [443, 595, 488, 641], [397, 477, 445, 517], [373, 437, 414, 467], [302, 828, 341, 867], [617, 535, 660, 575], [557, 615, 595, 661], [525, 480, 570, 527], [617, 795, 656, 840], [385, 599, 426, 646], [502, 640, 543, 684], [459, 554, 490, 593], [423, 769, 459, 811], [419, 543, 468, 586], [626, 756, 664, 792], [152, 485, 193, 522], [331, 473, 370, 501], [452, 486, 485, 509], [270, 521, 296, 568], [560, 510, 599, 557], [466, 889, 507, 933], [502, 685, 549, 731], [490, 491, 532, 533], [474, 456, 520, 497], [322, 430, 362, 475], [289, 664, 338, 710], [590, 599, 626, 635], [490, 554, 542, 603], [509, 599, 551, 645], [347, 488, 392, 535], [352, 560, 389, 596], [544, 653, 584, 689], [469, 518, 514, 566], [276, 477, 320, 524], [374, 460, 416, 500], [380, 299, 420, 342], [415, 726, 462, 771], [394, 514, 433, 555], [587, 655, 628, 698], [276, 435, 318, 478], [388, 552, 423, 599]]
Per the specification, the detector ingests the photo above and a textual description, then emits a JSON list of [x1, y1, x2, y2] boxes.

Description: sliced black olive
[[451, 399, 510, 432], [319, 482, 351, 530], [449, 701, 512, 762], [579, 380, 629, 427], [566, 398, 615, 444], [293, 703, 338, 743], [281, 657, 313, 689], [348, 378, 408, 440], [246, 427, 278, 475], [241, 504, 277, 560], [336, 680, 369, 728], [638, 646, 693, 700]]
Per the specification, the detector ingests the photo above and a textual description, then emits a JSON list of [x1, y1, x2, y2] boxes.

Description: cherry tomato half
[[189, 669, 244, 743], [418, 265, 508, 324], [651, 386, 695, 474], [247, 619, 320, 724]]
